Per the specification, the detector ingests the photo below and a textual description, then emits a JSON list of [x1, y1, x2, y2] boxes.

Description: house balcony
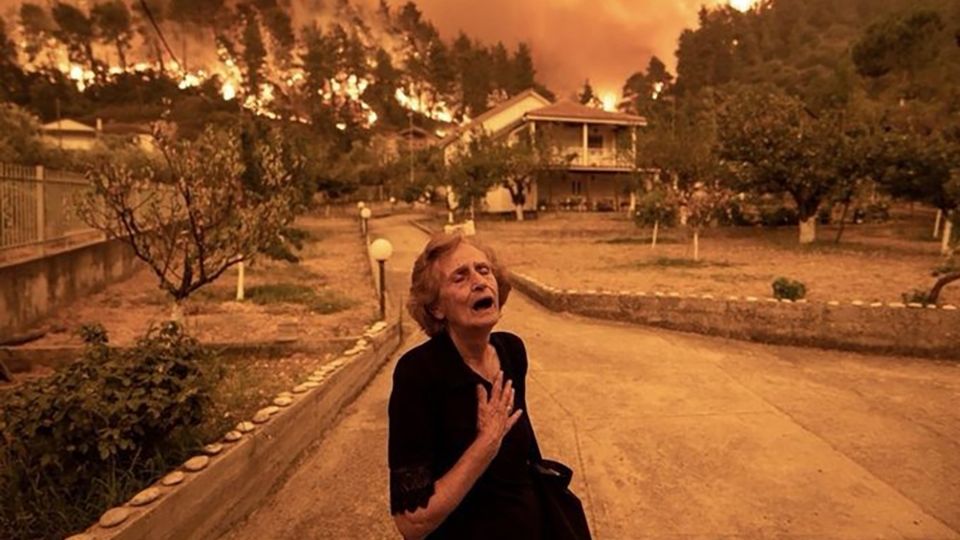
[[547, 147, 635, 171]]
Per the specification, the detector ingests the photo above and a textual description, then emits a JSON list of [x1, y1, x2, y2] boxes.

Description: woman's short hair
[[407, 233, 511, 337]]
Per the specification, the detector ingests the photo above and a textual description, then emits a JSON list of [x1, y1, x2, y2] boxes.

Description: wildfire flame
[[11, 7, 469, 130], [395, 86, 454, 123], [652, 82, 664, 100], [728, 0, 757, 12], [601, 93, 617, 112]]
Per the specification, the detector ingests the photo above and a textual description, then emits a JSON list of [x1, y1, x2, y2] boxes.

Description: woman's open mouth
[[471, 296, 496, 312]]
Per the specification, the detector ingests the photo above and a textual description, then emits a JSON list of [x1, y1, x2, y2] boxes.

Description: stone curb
[[67, 320, 401, 540], [408, 219, 436, 237], [510, 272, 960, 361]]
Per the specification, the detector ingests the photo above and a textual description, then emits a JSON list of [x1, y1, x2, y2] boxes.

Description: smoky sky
[[0, 0, 728, 98], [406, 0, 725, 98]]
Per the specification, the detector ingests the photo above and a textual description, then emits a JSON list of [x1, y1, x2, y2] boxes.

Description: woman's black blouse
[[388, 331, 543, 539]]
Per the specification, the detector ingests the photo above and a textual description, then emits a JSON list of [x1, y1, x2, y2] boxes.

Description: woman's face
[[431, 243, 501, 333]]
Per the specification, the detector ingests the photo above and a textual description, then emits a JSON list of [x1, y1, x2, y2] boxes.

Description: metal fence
[[0, 163, 98, 253]]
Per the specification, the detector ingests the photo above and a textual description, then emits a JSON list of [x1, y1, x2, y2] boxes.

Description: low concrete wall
[[0, 238, 140, 341], [71, 321, 401, 540], [511, 272, 960, 360]]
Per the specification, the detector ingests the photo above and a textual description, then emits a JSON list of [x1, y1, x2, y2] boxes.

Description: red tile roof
[[525, 101, 647, 126]]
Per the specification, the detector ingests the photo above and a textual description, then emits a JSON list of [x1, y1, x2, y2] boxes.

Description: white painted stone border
[[510, 271, 960, 312], [508, 271, 960, 360], [67, 321, 401, 540]]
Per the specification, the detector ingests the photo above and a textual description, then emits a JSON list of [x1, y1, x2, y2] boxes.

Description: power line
[[137, 0, 181, 69]]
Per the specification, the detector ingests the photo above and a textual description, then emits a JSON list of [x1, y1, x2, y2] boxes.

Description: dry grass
[[472, 209, 958, 305], [24, 215, 379, 348], [6, 213, 380, 440]]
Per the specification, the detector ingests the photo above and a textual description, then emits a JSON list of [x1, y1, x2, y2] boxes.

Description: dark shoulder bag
[[526, 420, 592, 540]]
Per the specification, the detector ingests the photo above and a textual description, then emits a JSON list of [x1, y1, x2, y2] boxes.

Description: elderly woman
[[388, 233, 542, 539]]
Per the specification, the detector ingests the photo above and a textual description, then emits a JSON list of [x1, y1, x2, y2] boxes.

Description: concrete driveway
[[222, 214, 960, 540]]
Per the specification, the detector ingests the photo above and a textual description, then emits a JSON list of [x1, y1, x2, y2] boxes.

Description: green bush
[[772, 277, 807, 300], [0, 323, 220, 540]]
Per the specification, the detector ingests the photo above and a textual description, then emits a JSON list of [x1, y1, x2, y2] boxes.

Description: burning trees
[[77, 122, 303, 320]]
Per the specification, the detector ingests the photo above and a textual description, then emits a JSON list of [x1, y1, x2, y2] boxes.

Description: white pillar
[[581, 123, 588, 165], [236, 261, 245, 301], [942, 219, 954, 255]]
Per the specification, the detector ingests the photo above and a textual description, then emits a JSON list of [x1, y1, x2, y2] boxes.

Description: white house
[[40, 119, 100, 150], [440, 89, 649, 214]]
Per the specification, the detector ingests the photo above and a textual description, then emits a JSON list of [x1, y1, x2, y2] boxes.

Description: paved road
[[223, 215, 960, 540]]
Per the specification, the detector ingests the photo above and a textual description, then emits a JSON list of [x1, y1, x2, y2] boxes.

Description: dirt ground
[[21, 216, 379, 348], [4, 216, 379, 431], [471, 209, 958, 306]]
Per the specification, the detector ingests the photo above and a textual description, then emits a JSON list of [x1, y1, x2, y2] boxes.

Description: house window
[[587, 134, 603, 149], [572, 180, 582, 195]]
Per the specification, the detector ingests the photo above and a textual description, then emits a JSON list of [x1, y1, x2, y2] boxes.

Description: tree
[[91, 0, 133, 69], [447, 132, 506, 219], [0, 17, 25, 103], [828, 110, 885, 243], [426, 38, 455, 97], [77, 123, 303, 320], [511, 42, 536, 92], [622, 56, 674, 115], [366, 47, 405, 126], [499, 130, 572, 221], [852, 10, 945, 80], [19, 3, 56, 65], [240, 7, 267, 96], [454, 35, 492, 117], [929, 260, 960, 304], [131, 0, 168, 71], [578, 79, 596, 106], [490, 42, 512, 96], [642, 90, 730, 260], [499, 137, 539, 222], [258, 2, 295, 67], [718, 86, 846, 243], [0, 103, 45, 164], [876, 131, 959, 255], [51, 2, 98, 75]]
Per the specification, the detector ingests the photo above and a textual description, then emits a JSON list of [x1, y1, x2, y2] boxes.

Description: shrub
[[0, 323, 220, 540], [772, 277, 807, 300], [759, 207, 799, 227], [714, 200, 756, 227], [864, 203, 891, 223], [634, 189, 677, 227], [817, 205, 833, 225], [902, 288, 934, 306]]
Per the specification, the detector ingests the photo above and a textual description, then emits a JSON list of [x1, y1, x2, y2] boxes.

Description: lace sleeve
[[388, 354, 437, 515], [389, 464, 436, 515]]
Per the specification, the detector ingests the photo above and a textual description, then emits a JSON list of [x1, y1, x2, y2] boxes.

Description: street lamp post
[[360, 207, 372, 237], [370, 238, 394, 321]]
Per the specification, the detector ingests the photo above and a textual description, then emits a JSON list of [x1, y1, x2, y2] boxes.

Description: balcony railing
[[546, 147, 634, 169]]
